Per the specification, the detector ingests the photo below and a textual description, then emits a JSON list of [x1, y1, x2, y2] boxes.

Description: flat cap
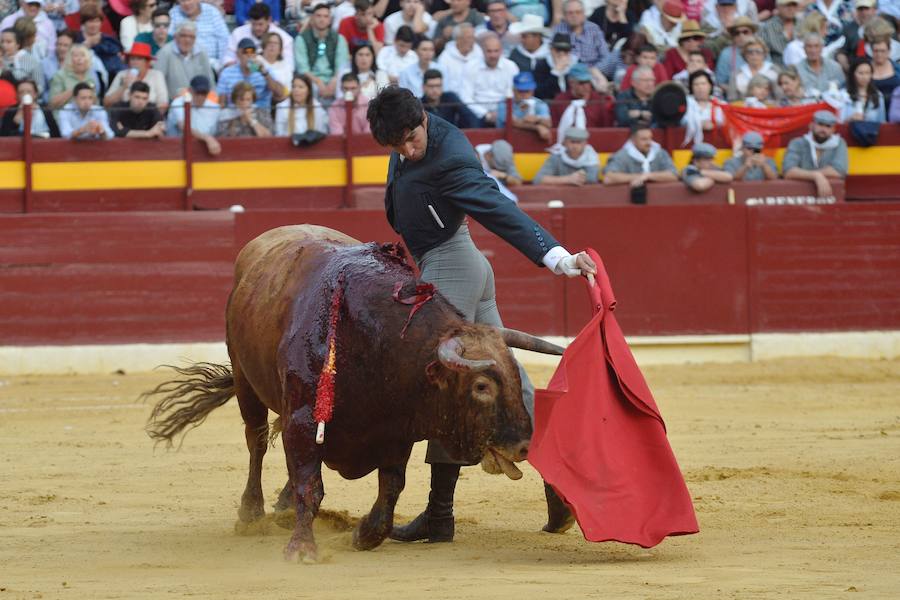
[[564, 127, 589, 141], [813, 110, 837, 125], [742, 131, 764, 149], [692, 142, 717, 159]]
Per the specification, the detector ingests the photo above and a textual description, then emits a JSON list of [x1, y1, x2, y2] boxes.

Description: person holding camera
[[724, 132, 779, 181], [216, 37, 283, 108]]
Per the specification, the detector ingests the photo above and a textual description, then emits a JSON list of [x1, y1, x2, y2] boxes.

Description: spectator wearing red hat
[[638, 0, 685, 52], [75, 5, 125, 79], [117, 0, 156, 52], [103, 41, 168, 111]]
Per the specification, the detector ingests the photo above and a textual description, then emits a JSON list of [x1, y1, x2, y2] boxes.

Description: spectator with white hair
[[614, 64, 655, 127], [436, 22, 483, 96], [168, 0, 229, 71], [460, 32, 519, 126], [796, 32, 846, 95], [553, 0, 617, 83], [155, 20, 215, 100]]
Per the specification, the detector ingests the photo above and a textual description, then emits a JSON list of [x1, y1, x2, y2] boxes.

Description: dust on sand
[[1, 358, 899, 599]]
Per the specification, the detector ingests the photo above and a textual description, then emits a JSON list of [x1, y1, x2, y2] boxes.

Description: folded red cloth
[[529, 249, 699, 548]]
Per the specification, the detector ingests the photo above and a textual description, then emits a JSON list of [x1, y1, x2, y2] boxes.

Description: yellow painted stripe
[[0, 161, 25, 189], [352, 155, 389, 185], [33, 160, 185, 191], [193, 159, 345, 190], [846, 146, 900, 175]]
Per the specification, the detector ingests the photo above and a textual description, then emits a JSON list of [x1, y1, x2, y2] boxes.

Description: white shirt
[[119, 15, 153, 52], [398, 60, 440, 95], [461, 57, 519, 118], [224, 23, 294, 72], [383, 10, 436, 44], [376, 44, 418, 80], [274, 98, 329, 135], [436, 42, 484, 97], [166, 95, 220, 136]]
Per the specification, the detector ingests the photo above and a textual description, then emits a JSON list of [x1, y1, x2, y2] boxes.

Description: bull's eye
[[471, 376, 497, 404], [476, 382, 489, 393]]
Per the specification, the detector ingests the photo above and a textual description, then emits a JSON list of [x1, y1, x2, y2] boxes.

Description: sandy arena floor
[[1, 358, 899, 599]]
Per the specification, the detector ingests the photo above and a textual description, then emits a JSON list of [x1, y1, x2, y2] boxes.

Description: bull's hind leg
[[353, 462, 408, 551], [234, 364, 269, 524], [282, 403, 324, 563]]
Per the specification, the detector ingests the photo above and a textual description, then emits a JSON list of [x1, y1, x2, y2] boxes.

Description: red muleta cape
[[528, 249, 699, 548]]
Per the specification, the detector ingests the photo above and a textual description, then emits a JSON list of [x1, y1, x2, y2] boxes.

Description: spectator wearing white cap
[[534, 126, 599, 186], [1, 0, 56, 60], [507, 14, 551, 79], [724, 132, 779, 181], [682, 142, 733, 193], [783, 110, 848, 197]]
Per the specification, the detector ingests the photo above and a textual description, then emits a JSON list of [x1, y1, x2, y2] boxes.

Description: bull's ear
[[426, 360, 449, 391]]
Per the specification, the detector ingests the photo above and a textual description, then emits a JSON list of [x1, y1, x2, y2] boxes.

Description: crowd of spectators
[[0, 0, 885, 190]]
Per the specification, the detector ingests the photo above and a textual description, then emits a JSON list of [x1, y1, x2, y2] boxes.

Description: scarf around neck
[[554, 143, 599, 169], [624, 139, 661, 173], [804, 131, 840, 167]]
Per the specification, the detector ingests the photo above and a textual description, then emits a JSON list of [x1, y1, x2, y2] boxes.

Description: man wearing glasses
[[295, 3, 350, 102], [217, 37, 282, 107], [134, 7, 173, 55], [714, 15, 757, 87]]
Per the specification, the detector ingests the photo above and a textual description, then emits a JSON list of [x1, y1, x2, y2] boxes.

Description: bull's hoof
[[352, 519, 388, 551], [542, 483, 574, 534], [234, 517, 271, 536], [284, 540, 318, 564], [237, 503, 265, 524]]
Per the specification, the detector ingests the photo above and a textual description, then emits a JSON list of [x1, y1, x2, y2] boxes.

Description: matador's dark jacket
[[384, 113, 559, 264]]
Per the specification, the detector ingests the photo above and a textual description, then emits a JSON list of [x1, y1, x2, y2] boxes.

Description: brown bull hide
[[147, 225, 533, 563]]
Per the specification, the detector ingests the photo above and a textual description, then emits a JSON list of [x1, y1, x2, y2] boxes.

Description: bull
[[145, 225, 564, 563]]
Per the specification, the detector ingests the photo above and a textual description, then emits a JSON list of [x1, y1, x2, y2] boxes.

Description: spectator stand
[[3, 97, 900, 214]]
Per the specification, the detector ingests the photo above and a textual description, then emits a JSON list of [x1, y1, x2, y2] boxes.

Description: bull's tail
[[143, 362, 235, 448]]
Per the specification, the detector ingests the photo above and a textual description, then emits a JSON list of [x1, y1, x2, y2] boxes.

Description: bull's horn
[[438, 337, 496, 372], [499, 328, 566, 355]]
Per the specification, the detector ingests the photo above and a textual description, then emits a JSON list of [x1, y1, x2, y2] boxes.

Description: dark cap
[[189, 75, 211, 94], [237, 38, 257, 51], [550, 32, 572, 51]]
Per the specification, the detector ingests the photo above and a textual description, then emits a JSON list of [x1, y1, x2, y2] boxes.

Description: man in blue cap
[[784, 110, 848, 198], [496, 71, 552, 142]]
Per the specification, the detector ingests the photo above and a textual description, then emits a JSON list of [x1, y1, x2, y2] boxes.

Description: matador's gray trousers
[[414, 222, 536, 464]]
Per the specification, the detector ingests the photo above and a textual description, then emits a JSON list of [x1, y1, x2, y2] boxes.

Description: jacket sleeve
[[435, 152, 559, 265]]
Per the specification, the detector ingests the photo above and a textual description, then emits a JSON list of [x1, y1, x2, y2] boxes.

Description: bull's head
[[426, 326, 564, 480]]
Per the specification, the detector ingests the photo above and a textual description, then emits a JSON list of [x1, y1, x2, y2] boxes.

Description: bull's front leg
[[282, 404, 325, 563], [352, 463, 407, 551]]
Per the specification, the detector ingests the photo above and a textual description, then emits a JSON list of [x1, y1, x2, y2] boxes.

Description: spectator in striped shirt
[[553, 0, 617, 89], [169, 0, 229, 71]]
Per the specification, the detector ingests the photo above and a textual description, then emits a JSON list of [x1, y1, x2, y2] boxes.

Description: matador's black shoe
[[542, 482, 575, 534], [390, 463, 460, 543]]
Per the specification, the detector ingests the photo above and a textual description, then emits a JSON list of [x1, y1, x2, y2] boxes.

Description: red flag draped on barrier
[[712, 99, 835, 144], [528, 249, 699, 548]]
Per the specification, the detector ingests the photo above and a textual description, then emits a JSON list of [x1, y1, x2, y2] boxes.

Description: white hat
[[509, 14, 550, 37], [25, 0, 45, 5]]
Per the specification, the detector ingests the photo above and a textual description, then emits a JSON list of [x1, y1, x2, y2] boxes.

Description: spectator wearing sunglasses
[[724, 132, 779, 181], [727, 37, 779, 101], [714, 16, 757, 88], [133, 8, 172, 55], [662, 20, 713, 80], [216, 37, 278, 107], [119, 0, 157, 52], [295, 3, 350, 102]]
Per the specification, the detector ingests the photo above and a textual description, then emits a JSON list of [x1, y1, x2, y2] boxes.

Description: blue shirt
[[233, 0, 281, 26], [216, 64, 271, 108], [169, 4, 229, 68], [58, 105, 114, 140], [495, 96, 550, 128]]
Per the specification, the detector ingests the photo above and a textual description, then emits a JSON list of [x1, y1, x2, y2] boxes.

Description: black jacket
[[0, 106, 60, 137], [384, 113, 559, 263], [508, 49, 559, 101]]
